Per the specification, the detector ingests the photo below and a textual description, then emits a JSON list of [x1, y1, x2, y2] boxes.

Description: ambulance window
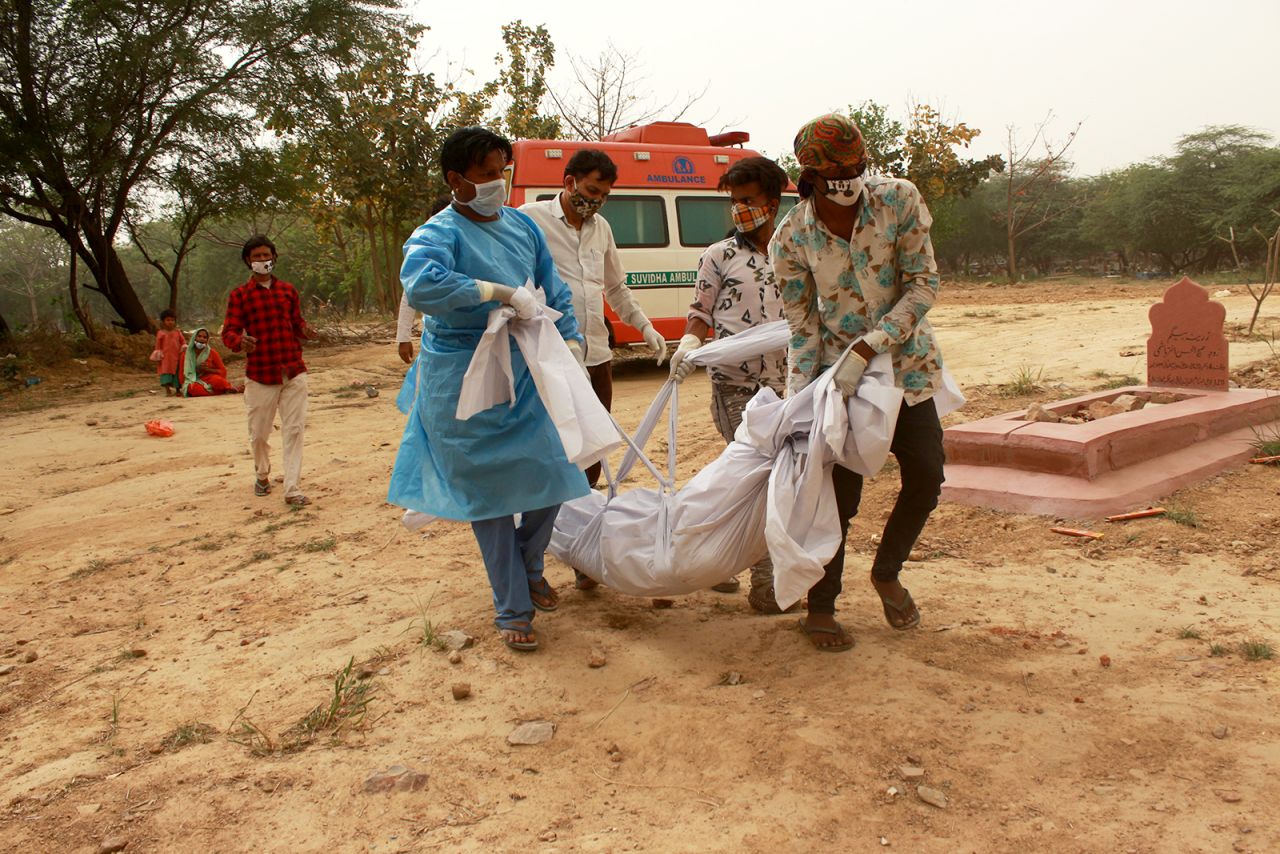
[[676, 196, 732, 247], [777, 195, 799, 221], [598, 196, 668, 248]]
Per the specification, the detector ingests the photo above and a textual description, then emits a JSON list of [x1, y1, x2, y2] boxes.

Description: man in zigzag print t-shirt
[[668, 156, 793, 615]]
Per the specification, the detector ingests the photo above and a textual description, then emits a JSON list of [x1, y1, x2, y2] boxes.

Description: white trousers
[[244, 372, 308, 498]]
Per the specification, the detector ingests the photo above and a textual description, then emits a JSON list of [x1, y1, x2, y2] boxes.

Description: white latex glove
[[566, 339, 589, 375], [477, 280, 537, 320], [831, 341, 869, 397], [668, 333, 703, 383], [641, 324, 667, 366]]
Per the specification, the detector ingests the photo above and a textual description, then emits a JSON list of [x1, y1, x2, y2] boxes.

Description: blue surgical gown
[[387, 206, 591, 521]]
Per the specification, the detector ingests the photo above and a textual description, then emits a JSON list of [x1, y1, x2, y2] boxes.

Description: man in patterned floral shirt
[[669, 156, 795, 613], [770, 113, 946, 652]]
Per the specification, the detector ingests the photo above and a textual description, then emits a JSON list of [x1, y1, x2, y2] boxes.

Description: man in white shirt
[[520, 148, 666, 493]]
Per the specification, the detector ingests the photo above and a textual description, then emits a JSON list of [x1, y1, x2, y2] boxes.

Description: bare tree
[[1248, 216, 1279, 336], [1216, 226, 1244, 272], [547, 44, 709, 140], [0, 219, 65, 329], [999, 114, 1082, 282]]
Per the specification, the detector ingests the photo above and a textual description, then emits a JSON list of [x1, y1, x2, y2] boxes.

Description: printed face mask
[[250, 260, 274, 275], [731, 201, 773, 234], [456, 176, 509, 217], [568, 181, 604, 218], [821, 175, 864, 207]]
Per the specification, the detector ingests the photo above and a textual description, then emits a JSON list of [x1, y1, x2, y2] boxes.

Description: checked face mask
[[731, 201, 773, 234]]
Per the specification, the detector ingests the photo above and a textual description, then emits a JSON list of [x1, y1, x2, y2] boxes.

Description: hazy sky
[[407, 0, 1279, 176]]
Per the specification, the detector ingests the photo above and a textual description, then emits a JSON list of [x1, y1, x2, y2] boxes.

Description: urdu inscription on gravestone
[[1146, 277, 1229, 391]]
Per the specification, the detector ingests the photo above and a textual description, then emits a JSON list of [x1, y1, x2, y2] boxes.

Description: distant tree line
[[2, 4, 1278, 337]]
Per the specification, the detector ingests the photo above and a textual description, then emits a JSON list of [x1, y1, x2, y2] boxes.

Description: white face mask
[[194, 341, 207, 350], [821, 176, 865, 207], [250, 260, 274, 275], [455, 176, 508, 217]]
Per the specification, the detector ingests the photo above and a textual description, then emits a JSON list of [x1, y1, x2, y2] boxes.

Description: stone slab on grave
[[941, 278, 1280, 518]]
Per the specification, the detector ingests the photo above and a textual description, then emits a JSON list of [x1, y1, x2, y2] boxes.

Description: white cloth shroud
[[547, 320, 965, 609]]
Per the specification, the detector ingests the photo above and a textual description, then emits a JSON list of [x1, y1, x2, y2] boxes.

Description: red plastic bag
[[145, 419, 175, 437]]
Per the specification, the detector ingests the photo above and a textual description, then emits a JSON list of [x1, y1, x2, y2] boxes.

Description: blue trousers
[[471, 504, 561, 629]]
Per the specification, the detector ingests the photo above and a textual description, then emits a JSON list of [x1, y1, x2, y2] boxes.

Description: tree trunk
[[332, 224, 364, 311], [1006, 231, 1019, 282], [67, 249, 96, 340], [379, 214, 400, 312], [77, 216, 154, 333], [0, 309, 10, 340], [27, 285, 39, 328]]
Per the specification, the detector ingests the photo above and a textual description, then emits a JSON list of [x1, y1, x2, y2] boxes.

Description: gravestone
[[1146, 277, 1229, 390]]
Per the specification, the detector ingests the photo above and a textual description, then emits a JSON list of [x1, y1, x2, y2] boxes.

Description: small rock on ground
[[508, 720, 555, 745], [0, 664, 14, 676], [97, 838, 129, 854], [451, 682, 471, 701], [897, 765, 925, 780], [22, 650, 37, 663], [588, 649, 607, 668], [448, 650, 463, 665], [916, 785, 948, 808], [1213, 725, 1229, 739], [442, 630, 475, 651], [363, 764, 428, 794]]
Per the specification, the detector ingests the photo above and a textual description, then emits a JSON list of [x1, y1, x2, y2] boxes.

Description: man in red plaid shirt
[[221, 235, 317, 506]]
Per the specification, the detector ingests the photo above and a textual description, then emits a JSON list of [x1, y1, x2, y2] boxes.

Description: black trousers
[[584, 361, 614, 489], [806, 397, 945, 615]]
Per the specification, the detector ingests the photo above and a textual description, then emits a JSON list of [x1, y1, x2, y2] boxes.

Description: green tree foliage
[[938, 124, 1280, 280], [845, 102, 1003, 206], [279, 21, 560, 314], [849, 101, 906, 176], [0, 217, 65, 329], [0, 0, 408, 335], [493, 21, 560, 140], [287, 29, 454, 313]]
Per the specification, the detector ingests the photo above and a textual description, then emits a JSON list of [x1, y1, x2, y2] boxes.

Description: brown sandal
[[799, 617, 856, 653]]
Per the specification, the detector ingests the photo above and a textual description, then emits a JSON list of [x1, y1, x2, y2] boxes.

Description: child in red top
[[152, 310, 186, 396]]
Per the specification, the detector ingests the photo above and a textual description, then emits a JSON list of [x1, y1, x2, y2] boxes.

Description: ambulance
[[508, 122, 798, 345]]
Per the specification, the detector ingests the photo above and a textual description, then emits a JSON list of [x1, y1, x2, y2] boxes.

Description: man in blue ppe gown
[[388, 127, 589, 652]]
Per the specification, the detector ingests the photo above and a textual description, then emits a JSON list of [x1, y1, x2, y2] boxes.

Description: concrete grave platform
[[942, 385, 1280, 517], [941, 277, 1280, 518]]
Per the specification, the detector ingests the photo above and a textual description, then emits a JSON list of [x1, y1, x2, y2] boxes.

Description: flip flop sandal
[[711, 577, 741, 593], [285, 495, 311, 507], [497, 622, 539, 652], [573, 570, 599, 591], [529, 578, 559, 613], [254, 479, 271, 497], [798, 617, 856, 653], [878, 587, 921, 631]]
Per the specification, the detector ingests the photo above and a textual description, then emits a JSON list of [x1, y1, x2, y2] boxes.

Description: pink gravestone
[[1147, 277, 1228, 390]]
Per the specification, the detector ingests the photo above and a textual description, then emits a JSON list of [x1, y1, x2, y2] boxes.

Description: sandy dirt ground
[[2, 280, 1279, 853]]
